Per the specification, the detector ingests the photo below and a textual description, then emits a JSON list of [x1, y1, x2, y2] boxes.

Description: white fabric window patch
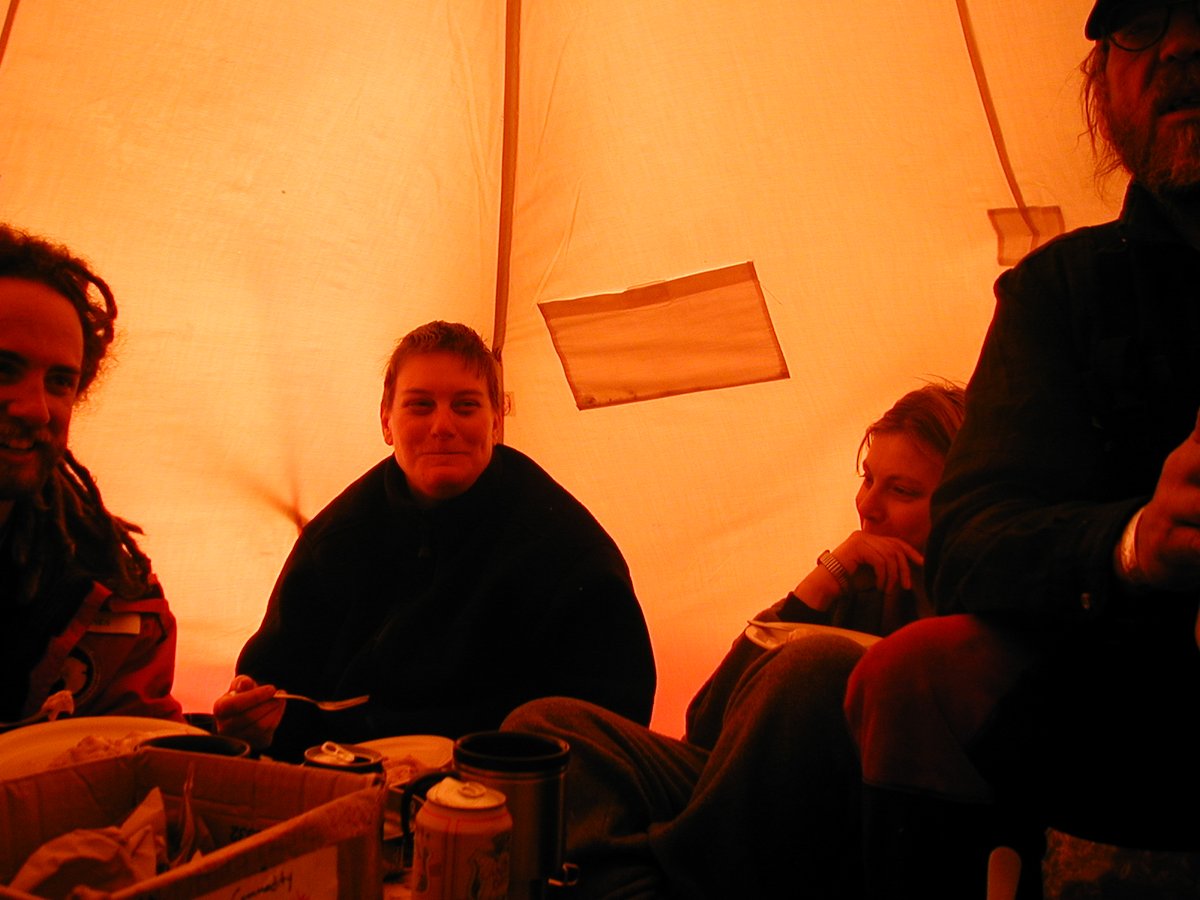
[[988, 206, 1064, 266], [538, 262, 788, 410]]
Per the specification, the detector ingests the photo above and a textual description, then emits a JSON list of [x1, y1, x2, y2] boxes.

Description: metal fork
[[273, 691, 370, 711]]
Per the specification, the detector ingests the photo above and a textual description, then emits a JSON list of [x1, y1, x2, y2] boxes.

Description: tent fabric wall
[[1, 0, 1123, 734]]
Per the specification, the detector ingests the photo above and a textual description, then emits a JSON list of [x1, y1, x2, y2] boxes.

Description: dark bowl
[[140, 733, 252, 757]]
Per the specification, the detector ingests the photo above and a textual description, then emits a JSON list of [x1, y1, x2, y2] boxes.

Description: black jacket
[[239, 445, 655, 756], [929, 183, 1200, 631]]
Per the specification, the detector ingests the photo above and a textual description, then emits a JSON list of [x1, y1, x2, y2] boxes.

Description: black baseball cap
[[1085, 0, 1146, 40]]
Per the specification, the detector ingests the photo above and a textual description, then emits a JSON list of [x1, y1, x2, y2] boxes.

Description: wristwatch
[[817, 550, 851, 593]]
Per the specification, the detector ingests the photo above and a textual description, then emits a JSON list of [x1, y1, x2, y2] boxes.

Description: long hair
[[0, 224, 117, 397], [1079, 41, 1128, 183], [1, 225, 154, 602], [858, 381, 967, 466], [5, 452, 155, 603]]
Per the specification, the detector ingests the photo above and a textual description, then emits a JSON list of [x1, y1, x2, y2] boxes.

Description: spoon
[[273, 691, 370, 711]]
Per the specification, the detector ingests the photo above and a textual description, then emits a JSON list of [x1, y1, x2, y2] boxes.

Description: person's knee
[[502, 696, 610, 737], [726, 634, 865, 723], [765, 635, 865, 696], [845, 617, 977, 747]]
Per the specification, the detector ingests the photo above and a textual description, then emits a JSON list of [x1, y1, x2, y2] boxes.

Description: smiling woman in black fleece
[[214, 321, 654, 758]]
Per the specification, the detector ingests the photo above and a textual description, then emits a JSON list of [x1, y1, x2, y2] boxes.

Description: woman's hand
[[793, 531, 924, 612], [213, 674, 284, 750], [832, 531, 924, 597]]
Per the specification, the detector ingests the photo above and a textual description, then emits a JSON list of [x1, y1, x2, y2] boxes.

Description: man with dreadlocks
[[1, 224, 182, 725]]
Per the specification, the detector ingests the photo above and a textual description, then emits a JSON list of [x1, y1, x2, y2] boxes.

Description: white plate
[[357, 734, 453, 783], [743, 619, 881, 652], [0, 716, 205, 780], [359, 735, 455, 842]]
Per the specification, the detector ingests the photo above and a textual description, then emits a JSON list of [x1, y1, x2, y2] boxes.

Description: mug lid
[[454, 730, 569, 774]]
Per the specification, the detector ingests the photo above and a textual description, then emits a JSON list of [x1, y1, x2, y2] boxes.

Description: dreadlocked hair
[[0, 224, 117, 397], [5, 450, 154, 605]]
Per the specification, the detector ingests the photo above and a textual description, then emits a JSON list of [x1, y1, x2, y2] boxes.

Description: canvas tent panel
[[501, 0, 1117, 727], [1, 0, 1120, 732], [2, 0, 506, 708]]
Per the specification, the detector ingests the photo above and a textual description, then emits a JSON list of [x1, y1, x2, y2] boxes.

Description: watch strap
[[817, 550, 851, 593]]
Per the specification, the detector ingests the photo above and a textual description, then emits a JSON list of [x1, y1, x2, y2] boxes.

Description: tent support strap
[[955, 0, 1040, 243]]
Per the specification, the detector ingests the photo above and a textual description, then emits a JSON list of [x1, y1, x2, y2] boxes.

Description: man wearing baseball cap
[[845, 2, 1200, 896]]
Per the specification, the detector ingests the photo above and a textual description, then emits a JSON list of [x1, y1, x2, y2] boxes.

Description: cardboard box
[[0, 748, 383, 899]]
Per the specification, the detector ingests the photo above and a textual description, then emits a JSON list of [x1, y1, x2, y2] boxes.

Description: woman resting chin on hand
[[501, 382, 966, 900], [780, 385, 962, 636]]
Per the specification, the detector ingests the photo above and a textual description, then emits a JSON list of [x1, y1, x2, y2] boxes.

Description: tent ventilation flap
[[539, 261, 788, 410]]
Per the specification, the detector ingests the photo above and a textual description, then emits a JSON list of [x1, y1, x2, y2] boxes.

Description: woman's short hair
[[381, 320, 502, 412], [859, 381, 967, 465]]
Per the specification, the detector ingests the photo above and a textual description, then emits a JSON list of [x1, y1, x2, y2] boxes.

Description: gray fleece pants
[[502, 633, 867, 899]]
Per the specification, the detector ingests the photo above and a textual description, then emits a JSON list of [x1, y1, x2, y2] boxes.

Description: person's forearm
[[791, 560, 847, 612]]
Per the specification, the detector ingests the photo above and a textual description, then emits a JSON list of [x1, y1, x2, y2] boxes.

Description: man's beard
[[1106, 62, 1200, 198], [0, 423, 62, 502], [1110, 110, 1200, 197]]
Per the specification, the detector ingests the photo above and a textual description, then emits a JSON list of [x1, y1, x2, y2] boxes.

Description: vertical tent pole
[[492, 0, 522, 437], [0, 0, 23, 71]]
